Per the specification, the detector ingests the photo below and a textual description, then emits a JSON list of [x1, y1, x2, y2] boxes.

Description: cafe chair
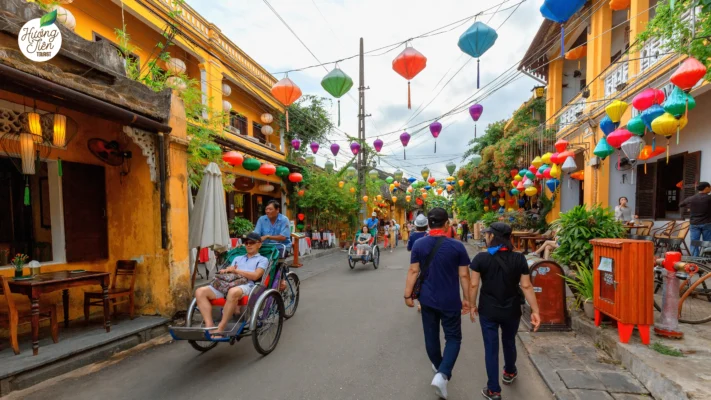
[[84, 260, 138, 322], [0, 276, 58, 355], [635, 220, 654, 236], [651, 221, 676, 240]]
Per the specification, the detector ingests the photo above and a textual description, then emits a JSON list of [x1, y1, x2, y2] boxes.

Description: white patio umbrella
[[189, 162, 230, 288]]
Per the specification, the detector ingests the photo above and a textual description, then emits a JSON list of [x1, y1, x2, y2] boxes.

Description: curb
[[517, 332, 576, 400]]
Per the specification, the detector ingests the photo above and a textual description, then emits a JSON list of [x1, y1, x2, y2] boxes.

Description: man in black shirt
[[469, 222, 541, 400], [680, 182, 711, 256]]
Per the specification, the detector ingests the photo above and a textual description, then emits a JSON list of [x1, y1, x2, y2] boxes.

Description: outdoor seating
[[84, 260, 138, 322], [651, 221, 676, 240], [0, 276, 58, 355], [635, 220, 654, 236], [655, 237, 686, 257], [667, 221, 691, 255]]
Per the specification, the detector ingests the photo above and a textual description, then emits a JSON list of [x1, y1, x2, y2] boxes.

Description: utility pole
[[358, 37, 367, 222]]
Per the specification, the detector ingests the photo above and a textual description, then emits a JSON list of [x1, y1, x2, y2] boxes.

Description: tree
[[282, 95, 336, 161]]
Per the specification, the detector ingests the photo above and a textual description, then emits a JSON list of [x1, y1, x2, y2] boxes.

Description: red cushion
[[209, 297, 248, 306], [199, 248, 210, 263]]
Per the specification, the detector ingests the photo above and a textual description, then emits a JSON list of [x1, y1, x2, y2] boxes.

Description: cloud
[[188, 0, 543, 177]]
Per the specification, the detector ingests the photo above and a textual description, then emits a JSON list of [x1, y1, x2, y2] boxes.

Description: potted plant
[[562, 262, 595, 319], [228, 217, 254, 238], [551, 205, 625, 267], [11, 253, 29, 278]]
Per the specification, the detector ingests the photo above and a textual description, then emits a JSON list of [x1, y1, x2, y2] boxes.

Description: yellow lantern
[[531, 156, 543, 168], [484, 206, 489, 212], [52, 114, 67, 147], [514, 174, 522, 182], [422, 193, 428, 199], [525, 186, 538, 197], [533, 86, 545, 98], [20, 132, 35, 175], [605, 100, 629, 123], [389, 184, 395, 192], [550, 164, 561, 179], [376, 194, 382, 201], [406, 195, 412, 202], [339, 181, 345, 188], [27, 112, 43, 143], [651, 113, 688, 138], [507, 207, 514, 212], [541, 152, 552, 164], [349, 187, 356, 193], [363, 196, 369, 202], [446, 176, 455, 182], [458, 179, 464, 187], [499, 199, 505, 206], [392, 196, 398, 203]]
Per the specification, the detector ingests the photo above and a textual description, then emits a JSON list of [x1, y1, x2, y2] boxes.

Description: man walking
[[679, 182, 711, 256], [469, 222, 541, 400], [404, 208, 471, 399], [461, 220, 469, 242]]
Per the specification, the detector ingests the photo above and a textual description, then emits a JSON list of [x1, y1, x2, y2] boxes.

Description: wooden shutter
[[635, 162, 657, 219], [680, 151, 701, 218], [62, 162, 108, 262]]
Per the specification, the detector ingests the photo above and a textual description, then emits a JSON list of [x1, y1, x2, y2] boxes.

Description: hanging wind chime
[[392, 44, 427, 109]]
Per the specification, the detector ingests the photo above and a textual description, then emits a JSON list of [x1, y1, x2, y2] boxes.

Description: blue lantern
[[425, 185, 432, 190], [518, 199, 526, 207], [457, 21, 498, 89], [546, 178, 561, 193], [599, 116, 617, 136], [641, 104, 665, 131], [407, 177, 417, 184], [540, 0, 587, 57]]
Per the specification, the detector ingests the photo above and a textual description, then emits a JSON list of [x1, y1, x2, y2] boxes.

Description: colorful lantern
[[471, 154, 482, 168], [368, 170, 378, 180], [276, 166, 290, 178], [447, 185, 454, 192], [638, 145, 666, 161], [528, 165, 538, 174], [392, 45, 428, 109], [570, 171, 584, 181], [394, 181, 401, 188], [524, 186, 538, 197], [310, 142, 320, 154], [546, 178, 561, 193], [541, 152, 552, 165], [408, 177, 417, 184], [350, 187, 356, 194], [523, 178, 533, 188], [458, 179, 464, 187], [543, 168, 552, 179], [627, 116, 646, 136], [564, 45, 587, 60], [561, 157, 577, 174], [606, 129, 633, 149], [593, 137, 615, 160], [373, 139, 383, 153], [271, 77, 302, 132], [376, 195, 383, 202], [469, 104, 484, 139], [298, 189, 305, 196], [483, 206, 489, 212], [540, 0, 587, 57], [446, 162, 456, 175], [531, 156, 543, 169], [605, 100, 628, 123], [550, 152, 561, 165], [538, 164, 549, 174], [621, 136, 645, 183], [400, 132, 411, 159], [242, 157, 261, 172], [599, 115, 617, 136], [652, 113, 688, 161], [346, 166, 357, 178], [664, 86, 696, 118], [516, 181, 525, 191], [222, 151, 244, 167], [392, 196, 398, 203], [511, 188, 520, 196], [321, 67, 353, 126], [458, 21, 498, 89], [259, 163, 276, 176], [386, 176, 394, 184], [297, 213, 305, 221], [389, 184, 395, 192], [291, 139, 301, 151], [609, 0, 631, 10], [514, 174, 522, 182], [288, 172, 303, 183], [498, 198, 506, 207], [640, 105, 666, 151], [363, 195, 369, 202], [305, 155, 315, 164], [325, 160, 334, 173], [670, 57, 707, 92], [427, 176, 436, 184], [327, 143, 339, 158], [525, 170, 536, 180], [347, 142, 360, 156], [429, 122, 442, 153], [446, 176, 456, 182], [261, 113, 274, 124], [554, 138, 569, 153], [421, 167, 430, 180], [436, 188, 443, 195], [394, 169, 404, 181], [632, 88, 665, 111], [338, 181, 345, 188], [550, 164, 561, 179]]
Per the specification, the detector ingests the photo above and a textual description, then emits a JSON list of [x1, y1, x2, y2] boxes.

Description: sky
[[189, 0, 544, 180]]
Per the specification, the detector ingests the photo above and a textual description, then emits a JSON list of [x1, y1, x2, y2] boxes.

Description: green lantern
[[471, 154, 482, 168], [325, 160, 334, 173], [201, 142, 221, 157], [421, 167, 430, 180], [321, 67, 354, 126], [276, 166, 290, 178], [446, 162, 456, 175], [368, 170, 379, 180], [393, 169, 404, 181], [385, 176, 394, 184], [346, 166, 357, 178], [297, 223, 305, 231], [243, 157, 261, 171], [306, 155, 315, 164]]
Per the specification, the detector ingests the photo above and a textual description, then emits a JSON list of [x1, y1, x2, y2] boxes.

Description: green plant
[[551, 205, 626, 267], [651, 342, 684, 357], [480, 212, 499, 227], [561, 262, 594, 309], [11, 253, 28, 272], [228, 217, 254, 237]]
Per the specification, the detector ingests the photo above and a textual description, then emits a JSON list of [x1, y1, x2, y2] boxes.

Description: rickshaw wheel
[[283, 273, 300, 319], [252, 291, 284, 355], [186, 300, 219, 352], [372, 246, 380, 269]]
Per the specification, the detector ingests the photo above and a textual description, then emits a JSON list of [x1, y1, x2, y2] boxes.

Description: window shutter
[[681, 151, 701, 218], [635, 163, 656, 219], [62, 162, 108, 262]]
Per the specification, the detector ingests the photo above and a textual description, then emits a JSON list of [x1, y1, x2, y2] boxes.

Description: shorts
[[208, 284, 253, 299]]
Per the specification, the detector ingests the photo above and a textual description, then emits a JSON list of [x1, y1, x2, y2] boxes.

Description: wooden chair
[[84, 260, 138, 322], [651, 221, 676, 239], [668, 221, 691, 255], [0, 276, 58, 355], [635, 220, 654, 236]]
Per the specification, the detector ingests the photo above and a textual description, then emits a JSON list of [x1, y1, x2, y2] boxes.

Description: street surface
[[23, 246, 552, 400]]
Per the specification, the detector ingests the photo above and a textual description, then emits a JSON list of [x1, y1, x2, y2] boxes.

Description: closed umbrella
[[189, 162, 230, 288]]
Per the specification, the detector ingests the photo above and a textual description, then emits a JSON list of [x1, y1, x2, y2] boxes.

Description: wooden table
[[520, 235, 550, 253], [8, 270, 111, 355]]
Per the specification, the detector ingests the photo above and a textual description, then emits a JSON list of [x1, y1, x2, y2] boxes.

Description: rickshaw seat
[[209, 297, 249, 307]]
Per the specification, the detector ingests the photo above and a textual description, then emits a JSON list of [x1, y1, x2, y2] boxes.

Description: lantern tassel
[[338, 99, 341, 127], [560, 24, 565, 58], [475, 123, 477, 139], [57, 158, 63, 177], [666, 137, 670, 164], [286, 108, 290, 132], [404, 148, 406, 160], [652, 136, 656, 152], [644, 160, 647, 174], [434, 139, 437, 154], [631, 165, 636, 185], [676, 126, 680, 145], [24, 178, 30, 206], [477, 58, 480, 89], [407, 81, 412, 109]]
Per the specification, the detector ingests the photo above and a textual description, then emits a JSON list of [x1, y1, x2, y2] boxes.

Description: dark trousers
[[421, 304, 462, 380], [480, 314, 520, 393]]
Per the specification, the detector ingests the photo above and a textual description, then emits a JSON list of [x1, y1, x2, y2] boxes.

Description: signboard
[[598, 257, 616, 303], [18, 10, 63, 62]]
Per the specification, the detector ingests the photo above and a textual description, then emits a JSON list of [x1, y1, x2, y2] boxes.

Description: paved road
[[24, 246, 552, 400]]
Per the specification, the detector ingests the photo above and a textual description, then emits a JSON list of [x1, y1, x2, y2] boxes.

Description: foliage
[[551, 205, 626, 267], [282, 95, 335, 161], [561, 261, 594, 309], [479, 212, 499, 227], [636, 0, 711, 81], [228, 217, 254, 237], [650, 342, 685, 357], [454, 194, 482, 223], [424, 195, 453, 215]]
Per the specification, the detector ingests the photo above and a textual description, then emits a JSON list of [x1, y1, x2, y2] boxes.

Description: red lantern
[[288, 172, 303, 183], [259, 163, 276, 176], [535, 172, 544, 179], [392, 46, 427, 109], [508, 198, 515, 205], [606, 129, 633, 149], [297, 213, 305, 221], [516, 181, 525, 191], [510, 169, 518, 178], [528, 165, 537, 174], [484, 198, 490, 205], [297, 189, 305, 197], [543, 168, 552, 179], [558, 150, 576, 160], [492, 204, 499, 211], [416, 197, 424, 206], [670, 57, 707, 92], [550, 152, 561, 165], [554, 139, 569, 153], [428, 177, 436, 184], [222, 151, 244, 167]]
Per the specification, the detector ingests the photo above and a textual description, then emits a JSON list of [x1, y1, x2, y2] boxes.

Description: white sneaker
[[432, 364, 438, 373], [431, 372, 448, 399]]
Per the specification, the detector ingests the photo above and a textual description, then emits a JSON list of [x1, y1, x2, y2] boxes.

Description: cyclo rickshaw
[[169, 244, 300, 355], [347, 234, 380, 269]]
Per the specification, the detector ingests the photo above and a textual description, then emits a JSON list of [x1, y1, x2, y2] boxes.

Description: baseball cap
[[243, 232, 262, 242], [481, 222, 512, 237], [427, 207, 449, 226], [372, 212, 377, 217], [414, 214, 428, 227]]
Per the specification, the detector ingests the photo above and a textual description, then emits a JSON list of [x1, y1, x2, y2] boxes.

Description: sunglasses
[[244, 240, 259, 245]]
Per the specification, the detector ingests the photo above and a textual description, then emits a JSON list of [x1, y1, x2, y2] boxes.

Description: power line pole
[[358, 37, 367, 222]]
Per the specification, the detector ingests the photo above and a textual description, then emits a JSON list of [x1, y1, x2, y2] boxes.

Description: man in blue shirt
[[254, 200, 291, 254], [404, 208, 471, 399], [407, 214, 429, 251], [366, 212, 379, 243]]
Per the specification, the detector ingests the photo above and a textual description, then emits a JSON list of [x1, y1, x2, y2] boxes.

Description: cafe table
[[8, 270, 111, 355]]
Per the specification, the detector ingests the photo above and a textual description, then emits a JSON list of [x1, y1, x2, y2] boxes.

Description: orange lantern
[[458, 179, 465, 187], [422, 193, 428, 199], [406, 195, 412, 202], [271, 77, 302, 132], [376, 194, 382, 202], [394, 181, 401, 188], [392, 46, 427, 109], [349, 187, 356, 193], [297, 189, 305, 196], [446, 185, 453, 191], [564, 45, 587, 60], [436, 188, 443, 195], [609, 0, 631, 10], [338, 181, 345, 188], [392, 196, 398, 203], [363, 195, 369, 202], [570, 170, 585, 181]]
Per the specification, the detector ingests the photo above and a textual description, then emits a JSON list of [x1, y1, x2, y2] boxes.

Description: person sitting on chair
[[255, 200, 292, 256], [194, 232, 268, 334], [356, 226, 372, 256], [533, 232, 559, 260]]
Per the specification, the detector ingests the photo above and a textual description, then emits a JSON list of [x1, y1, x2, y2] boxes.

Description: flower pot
[[14, 268, 23, 278], [583, 299, 595, 320]]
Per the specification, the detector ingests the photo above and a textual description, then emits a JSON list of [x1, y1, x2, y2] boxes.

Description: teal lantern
[[471, 154, 482, 168], [663, 86, 696, 118], [446, 162, 456, 175], [321, 67, 354, 126], [325, 160, 334, 173], [385, 176, 394, 184], [393, 169, 404, 181], [242, 157, 261, 171], [627, 115, 646, 137], [457, 21, 498, 89], [276, 166, 290, 178], [524, 170, 536, 180], [593, 137, 615, 160]]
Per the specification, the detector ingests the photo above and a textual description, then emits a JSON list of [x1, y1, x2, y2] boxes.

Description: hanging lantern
[[338, 181, 345, 188], [446, 176, 455, 182], [609, 0, 631, 10], [19, 133, 35, 175], [416, 197, 424, 205], [543, 168, 552, 179], [349, 187, 356, 194], [325, 160, 334, 173], [605, 100, 628, 123], [436, 188, 443, 195], [242, 157, 261, 172], [389, 184, 396, 192], [400, 132, 411, 159], [288, 172, 303, 183], [407, 186, 413, 193], [386, 176, 394, 184], [330, 143, 340, 157], [298, 189, 305, 197], [220, 82, 232, 97], [541, 152, 552, 165], [373, 138, 384, 153], [291, 139, 301, 150], [321, 67, 354, 126], [350, 142, 361, 155], [513, 174, 522, 182], [670, 57, 707, 92], [258, 183, 275, 192], [421, 167, 430, 180], [546, 178, 561, 193], [550, 164, 561, 179], [599, 115, 617, 136], [540, 0, 587, 57], [564, 45, 587, 60], [570, 171, 585, 181], [406, 195, 412, 202], [310, 142, 320, 154], [664, 86, 696, 118], [407, 177, 417, 184], [498, 198, 505, 207], [305, 155, 315, 164], [627, 116, 646, 137], [538, 164, 549, 174], [511, 188, 520, 196], [523, 178, 533, 188], [652, 113, 688, 161], [392, 45, 427, 109], [166, 57, 186, 75], [23, 112, 43, 143], [524, 186, 538, 197], [632, 88, 665, 111], [392, 196, 398, 203], [445, 162, 456, 176], [297, 213, 305, 221], [346, 166, 357, 178], [640, 104, 666, 150], [363, 195, 369, 202], [638, 145, 666, 161], [468, 104, 484, 139], [222, 151, 244, 167], [427, 176, 436, 184], [276, 166, 290, 178], [222, 100, 232, 112], [483, 206, 489, 212], [458, 21, 498, 89], [554, 139, 569, 153], [458, 179, 465, 187], [471, 154, 482, 168], [621, 136, 645, 164], [429, 122, 442, 153], [166, 77, 187, 91], [593, 137, 615, 160], [394, 181, 401, 188], [509, 169, 518, 178], [271, 77, 302, 132], [394, 169, 404, 181], [528, 165, 538, 174], [531, 156, 543, 169], [369, 170, 379, 180], [261, 125, 274, 136], [376, 194, 383, 202], [549, 152, 561, 165], [525, 170, 536, 180], [259, 163, 276, 176], [51, 113, 67, 147], [261, 113, 274, 124], [607, 129, 633, 149]]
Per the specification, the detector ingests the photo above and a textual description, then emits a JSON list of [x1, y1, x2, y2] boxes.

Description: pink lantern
[[607, 129, 633, 149], [330, 143, 340, 156], [310, 142, 319, 154], [400, 132, 411, 160], [373, 138, 383, 152], [350, 142, 361, 155], [291, 139, 301, 150], [543, 168, 552, 179], [469, 104, 483, 139], [429, 122, 442, 153], [528, 165, 537, 174], [632, 88, 665, 111]]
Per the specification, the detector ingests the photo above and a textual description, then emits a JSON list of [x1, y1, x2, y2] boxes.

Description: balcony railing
[[558, 96, 586, 130], [639, 7, 698, 74], [604, 60, 629, 97]]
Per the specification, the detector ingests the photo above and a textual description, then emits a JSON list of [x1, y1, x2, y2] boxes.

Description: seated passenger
[[356, 226, 372, 255], [194, 232, 267, 334]]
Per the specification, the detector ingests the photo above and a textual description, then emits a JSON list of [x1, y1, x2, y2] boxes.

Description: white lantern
[[53, 114, 67, 147], [165, 76, 187, 91], [223, 174, 236, 186], [523, 177, 533, 188], [222, 100, 232, 112], [222, 83, 232, 97], [166, 57, 186, 75], [561, 156, 577, 174], [52, 6, 76, 31], [621, 136, 645, 185], [261, 125, 274, 136], [258, 183, 275, 192], [20, 133, 35, 175], [261, 113, 274, 124]]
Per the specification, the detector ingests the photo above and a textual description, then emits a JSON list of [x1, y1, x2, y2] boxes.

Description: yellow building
[[520, 0, 709, 225]]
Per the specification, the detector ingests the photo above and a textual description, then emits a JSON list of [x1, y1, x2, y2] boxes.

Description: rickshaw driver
[[194, 232, 267, 334], [255, 200, 292, 256]]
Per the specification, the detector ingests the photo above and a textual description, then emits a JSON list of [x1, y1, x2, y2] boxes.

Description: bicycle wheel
[[654, 262, 711, 313], [252, 291, 284, 355], [678, 268, 711, 324], [283, 273, 300, 319], [372, 246, 380, 269], [186, 300, 218, 352]]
